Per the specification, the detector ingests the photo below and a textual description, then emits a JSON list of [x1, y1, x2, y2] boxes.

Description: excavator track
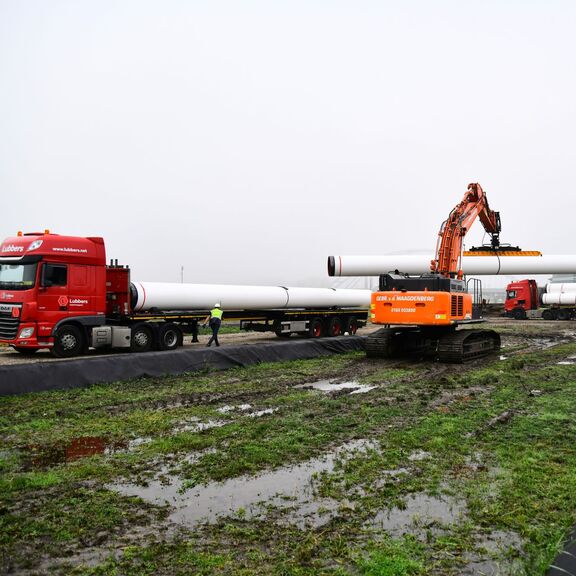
[[365, 328, 397, 358], [436, 329, 501, 363], [365, 327, 500, 363], [365, 327, 437, 359]]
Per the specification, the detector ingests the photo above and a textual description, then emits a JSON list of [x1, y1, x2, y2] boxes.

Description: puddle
[[557, 356, 576, 365], [217, 404, 252, 414], [368, 492, 467, 536], [408, 450, 430, 461], [175, 418, 228, 433], [112, 439, 379, 529], [296, 379, 377, 395], [459, 530, 524, 575], [22, 435, 151, 469], [247, 408, 278, 418], [175, 407, 278, 433], [530, 337, 567, 350]]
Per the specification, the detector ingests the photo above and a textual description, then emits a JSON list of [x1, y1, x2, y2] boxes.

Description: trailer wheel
[[158, 323, 182, 351], [309, 318, 323, 338], [326, 317, 342, 337], [542, 309, 557, 321], [51, 324, 86, 358], [342, 316, 358, 335], [557, 309, 572, 321], [130, 324, 155, 353]]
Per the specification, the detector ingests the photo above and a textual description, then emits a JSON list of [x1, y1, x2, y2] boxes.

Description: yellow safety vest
[[210, 307, 223, 320]]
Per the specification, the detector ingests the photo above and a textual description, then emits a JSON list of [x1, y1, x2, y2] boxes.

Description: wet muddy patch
[[111, 439, 378, 529], [367, 491, 467, 536], [19, 435, 152, 470], [295, 379, 377, 395]]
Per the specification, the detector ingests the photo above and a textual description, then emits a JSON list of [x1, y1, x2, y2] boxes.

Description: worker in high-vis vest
[[203, 303, 223, 347]]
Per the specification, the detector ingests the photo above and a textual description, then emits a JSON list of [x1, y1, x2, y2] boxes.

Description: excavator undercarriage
[[365, 325, 501, 363]]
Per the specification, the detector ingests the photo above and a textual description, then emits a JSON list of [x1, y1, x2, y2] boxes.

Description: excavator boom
[[432, 183, 501, 278]]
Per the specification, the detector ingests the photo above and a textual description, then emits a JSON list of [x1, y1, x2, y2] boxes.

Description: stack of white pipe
[[132, 282, 372, 313], [542, 282, 576, 306], [328, 254, 576, 277], [542, 293, 576, 306], [545, 283, 576, 293]]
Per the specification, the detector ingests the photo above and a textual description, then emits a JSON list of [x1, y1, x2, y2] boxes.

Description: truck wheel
[[130, 324, 155, 353], [13, 347, 38, 355], [542, 309, 557, 321], [342, 316, 358, 335], [51, 325, 86, 358], [326, 317, 342, 337], [309, 318, 323, 338], [512, 308, 526, 320], [557, 309, 571, 321], [158, 323, 182, 351]]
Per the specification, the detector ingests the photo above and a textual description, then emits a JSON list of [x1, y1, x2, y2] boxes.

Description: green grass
[[1, 334, 576, 574]]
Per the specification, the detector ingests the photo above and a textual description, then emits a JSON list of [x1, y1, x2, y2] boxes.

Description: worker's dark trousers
[[208, 318, 221, 347]]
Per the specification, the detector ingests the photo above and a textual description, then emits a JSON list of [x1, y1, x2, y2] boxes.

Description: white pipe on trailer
[[545, 283, 576, 294], [328, 255, 576, 277], [542, 292, 576, 306], [131, 282, 372, 313]]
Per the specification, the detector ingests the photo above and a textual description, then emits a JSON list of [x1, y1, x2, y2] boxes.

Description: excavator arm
[[431, 182, 501, 278]]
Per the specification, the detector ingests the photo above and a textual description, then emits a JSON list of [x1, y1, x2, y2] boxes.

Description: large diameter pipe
[[328, 255, 576, 277], [131, 282, 371, 312], [542, 292, 576, 306], [545, 283, 576, 294]]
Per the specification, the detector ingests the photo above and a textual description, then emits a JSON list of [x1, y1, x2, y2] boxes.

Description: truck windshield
[[0, 263, 38, 291]]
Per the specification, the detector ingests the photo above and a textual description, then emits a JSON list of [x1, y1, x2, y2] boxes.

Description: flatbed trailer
[[0, 232, 369, 357]]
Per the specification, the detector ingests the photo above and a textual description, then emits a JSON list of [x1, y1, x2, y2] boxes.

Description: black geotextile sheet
[[547, 529, 576, 576], [0, 336, 366, 397]]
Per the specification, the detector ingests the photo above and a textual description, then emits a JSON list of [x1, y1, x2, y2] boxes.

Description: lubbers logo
[[1, 244, 24, 253], [70, 299, 88, 306]]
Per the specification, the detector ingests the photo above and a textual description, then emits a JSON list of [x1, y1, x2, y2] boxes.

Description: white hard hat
[[214, 303, 221, 307]]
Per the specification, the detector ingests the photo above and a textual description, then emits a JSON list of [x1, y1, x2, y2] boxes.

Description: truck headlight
[[18, 327, 35, 339]]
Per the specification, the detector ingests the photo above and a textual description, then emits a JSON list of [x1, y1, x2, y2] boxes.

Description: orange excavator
[[366, 183, 503, 362]]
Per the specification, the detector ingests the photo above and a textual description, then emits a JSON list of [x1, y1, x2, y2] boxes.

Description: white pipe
[[328, 255, 576, 277], [542, 292, 576, 306], [132, 282, 371, 312], [545, 283, 576, 294]]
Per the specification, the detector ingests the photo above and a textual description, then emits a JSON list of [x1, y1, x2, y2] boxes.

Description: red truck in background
[[504, 279, 576, 320], [0, 231, 368, 358]]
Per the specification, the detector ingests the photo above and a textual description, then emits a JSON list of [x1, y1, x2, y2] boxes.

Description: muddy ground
[[1, 319, 576, 575]]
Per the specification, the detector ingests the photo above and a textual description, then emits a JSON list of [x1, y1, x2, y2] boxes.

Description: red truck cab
[[0, 231, 107, 354], [504, 279, 538, 318]]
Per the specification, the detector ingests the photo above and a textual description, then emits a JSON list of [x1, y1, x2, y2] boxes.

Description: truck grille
[[0, 307, 20, 339]]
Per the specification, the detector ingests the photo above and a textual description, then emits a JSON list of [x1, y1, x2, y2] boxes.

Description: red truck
[[504, 279, 576, 320], [0, 231, 369, 357]]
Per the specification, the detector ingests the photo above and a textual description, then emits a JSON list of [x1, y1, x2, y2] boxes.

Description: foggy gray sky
[[1, 1, 575, 289]]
